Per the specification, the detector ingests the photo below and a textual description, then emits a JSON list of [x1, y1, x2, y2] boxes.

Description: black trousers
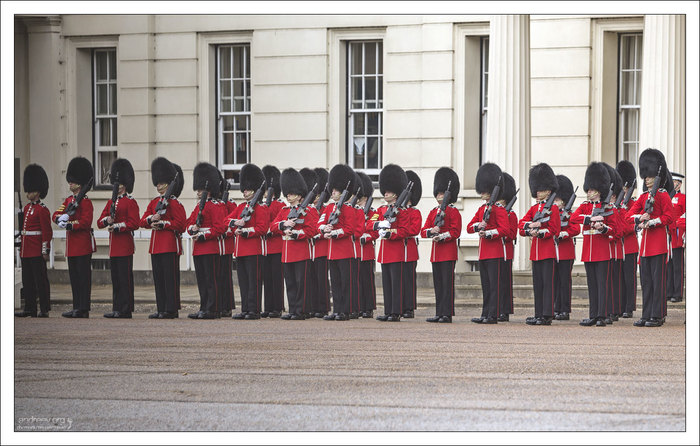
[[640, 254, 667, 319], [359, 260, 377, 312], [329, 258, 352, 315], [479, 259, 501, 319], [381, 262, 403, 315], [238, 255, 263, 314], [606, 259, 623, 316], [218, 254, 236, 312], [67, 254, 92, 311], [532, 258, 555, 318], [284, 260, 310, 315], [666, 247, 684, 299], [584, 260, 608, 319], [311, 257, 330, 313], [263, 253, 285, 312], [554, 259, 573, 314], [151, 252, 180, 313], [621, 253, 638, 314], [350, 258, 360, 314], [402, 261, 417, 312], [110, 255, 134, 313], [194, 254, 219, 314], [21, 256, 51, 314], [432, 260, 456, 317], [499, 259, 514, 316]]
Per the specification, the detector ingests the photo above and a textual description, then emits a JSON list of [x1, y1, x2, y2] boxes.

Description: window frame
[[92, 47, 118, 187], [479, 36, 490, 167], [617, 33, 643, 165]]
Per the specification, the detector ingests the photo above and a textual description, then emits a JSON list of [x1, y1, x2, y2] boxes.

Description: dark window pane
[[367, 112, 379, 135], [353, 136, 365, 169], [352, 77, 363, 105], [223, 132, 234, 164], [223, 116, 234, 131], [635, 36, 643, 69], [109, 84, 117, 115], [220, 47, 232, 79], [99, 151, 117, 184], [233, 46, 243, 78], [111, 119, 118, 146], [366, 77, 376, 101], [95, 51, 108, 81], [245, 46, 250, 77], [235, 115, 248, 131], [353, 113, 364, 135], [365, 43, 376, 74], [367, 137, 379, 169], [236, 133, 248, 164], [108, 51, 116, 80], [377, 42, 383, 73], [97, 84, 108, 115], [99, 119, 111, 146], [351, 42, 363, 75]]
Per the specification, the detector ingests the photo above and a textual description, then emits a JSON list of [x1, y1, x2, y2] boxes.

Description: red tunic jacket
[[97, 195, 140, 257], [570, 201, 616, 262], [221, 199, 237, 256], [359, 208, 379, 261], [265, 200, 285, 255], [403, 207, 422, 262], [368, 205, 414, 264], [505, 211, 519, 260], [557, 211, 580, 261], [626, 190, 674, 258], [518, 202, 561, 261], [53, 195, 96, 257], [352, 206, 365, 260], [618, 197, 639, 255], [271, 205, 317, 262], [312, 205, 329, 259], [139, 196, 187, 255], [317, 202, 357, 260], [670, 192, 686, 249], [186, 200, 227, 256], [20, 201, 53, 258], [468, 203, 513, 260], [421, 205, 462, 262], [226, 201, 270, 257]]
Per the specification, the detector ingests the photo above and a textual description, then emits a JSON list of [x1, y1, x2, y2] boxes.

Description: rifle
[[327, 181, 351, 226], [155, 171, 179, 215], [643, 166, 663, 214], [15, 191, 24, 247], [110, 172, 120, 221], [505, 188, 519, 213], [222, 177, 231, 203], [560, 186, 579, 228], [433, 180, 452, 228], [383, 181, 414, 224], [532, 191, 557, 223], [265, 178, 275, 207], [64, 177, 94, 217], [613, 183, 626, 208], [195, 181, 209, 227], [621, 179, 636, 209], [286, 183, 318, 225], [481, 176, 502, 224], [363, 196, 374, 220], [590, 184, 614, 218], [238, 180, 266, 224], [315, 182, 330, 212], [348, 186, 362, 208]]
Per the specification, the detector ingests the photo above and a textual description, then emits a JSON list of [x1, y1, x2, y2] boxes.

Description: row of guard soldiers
[[15, 148, 685, 326]]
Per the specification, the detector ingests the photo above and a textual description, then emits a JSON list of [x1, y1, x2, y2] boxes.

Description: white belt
[[582, 229, 600, 236], [22, 231, 42, 236]]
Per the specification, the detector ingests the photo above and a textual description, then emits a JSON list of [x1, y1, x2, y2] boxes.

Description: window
[[479, 37, 489, 166], [617, 33, 643, 164], [93, 48, 117, 186], [347, 41, 383, 179], [217, 44, 251, 184]]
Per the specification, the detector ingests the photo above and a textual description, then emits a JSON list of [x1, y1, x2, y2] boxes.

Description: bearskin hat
[[329, 164, 356, 201], [352, 172, 364, 197], [109, 158, 135, 194], [476, 163, 504, 200], [172, 164, 184, 198], [638, 148, 667, 183], [433, 167, 460, 204], [66, 156, 93, 186], [501, 173, 517, 204], [405, 170, 422, 206], [300, 168, 319, 196], [602, 163, 623, 198], [23, 164, 49, 199], [281, 168, 308, 198], [379, 164, 407, 196], [664, 168, 675, 197], [616, 160, 637, 188], [151, 157, 177, 187], [262, 165, 281, 199], [239, 163, 266, 194], [193, 162, 221, 196], [356, 171, 374, 200], [528, 163, 558, 198], [314, 168, 330, 196], [214, 169, 225, 200], [583, 162, 611, 194], [555, 175, 575, 204]]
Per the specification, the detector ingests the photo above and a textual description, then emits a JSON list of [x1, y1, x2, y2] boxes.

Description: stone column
[[484, 15, 532, 270], [639, 15, 685, 175]]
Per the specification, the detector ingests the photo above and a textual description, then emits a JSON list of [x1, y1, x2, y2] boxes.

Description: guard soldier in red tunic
[[15, 164, 53, 318], [310, 168, 331, 318], [217, 172, 237, 317], [666, 171, 685, 303], [271, 168, 318, 320], [186, 163, 227, 319], [552, 174, 580, 321], [468, 163, 512, 324], [626, 149, 674, 327], [421, 167, 462, 323], [299, 168, 321, 318], [349, 172, 364, 319], [228, 163, 270, 320], [401, 170, 423, 319], [368, 164, 411, 322], [602, 164, 625, 324], [518, 163, 561, 326], [140, 157, 186, 319], [318, 164, 357, 321], [355, 172, 379, 319], [54, 156, 96, 318], [498, 173, 519, 322], [262, 165, 285, 318], [570, 162, 616, 326], [616, 160, 639, 318], [97, 159, 140, 318]]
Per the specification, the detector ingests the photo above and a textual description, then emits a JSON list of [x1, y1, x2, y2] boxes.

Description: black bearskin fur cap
[[66, 156, 93, 187], [239, 163, 266, 194], [151, 157, 177, 187], [356, 172, 374, 200], [500, 173, 517, 204], [616, 160, 637, 188], [329, 164, 356, 200], [378, 164, 407, 196], [193, 162, 221, 196], [110, 158, 135, 193], [300, 168, 319, 196], [603, 163, 623, 198], [638, 148, 667, 183], [583, 162, 611, 194], [23, 164, 49, 199], [314, 168, 329, 196], [528, 163, 558, 198], [281, 168, 308, 198], [262, 165, 281, 199], [405, 170, 422, 206], [476, 163, 504, 199], [172, 164, 184, 198], [433, 167, 460, 204], [555, 175, 575, 204]]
